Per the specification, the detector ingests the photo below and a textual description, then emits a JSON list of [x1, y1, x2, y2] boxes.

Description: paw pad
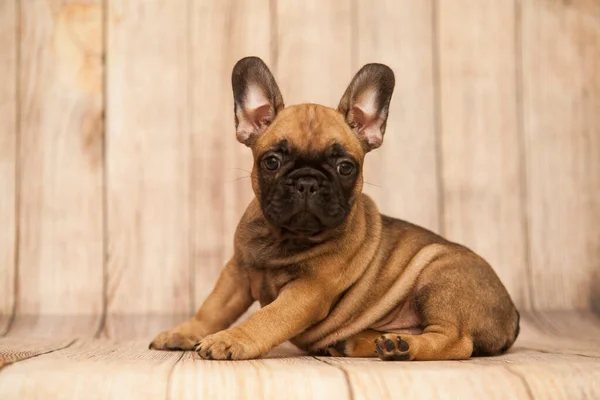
[[374, 335, 411, 361]]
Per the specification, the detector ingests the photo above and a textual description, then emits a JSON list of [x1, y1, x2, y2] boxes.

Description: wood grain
[[517, 311, 600, 357], [466, 350, 600, 399], [533, 310, 600, 344], [101, 314, 188, 341], [0, 337, 74, 370], [356, 0, 440, 233], [521, 0, 600, 310], [323, 346, 600, 399], [0, 0, 16, 335], [6, 315, 101, 339], [321, 357, 531, 399], [0, 340, 182, 399], [190, 0, 270, 308], [437, 0, 529, 308], [509, 360, 600, 400], [17, 1, 103, 318], [0, 316, 598, 398], [276, 0, 352, 107], [169, 352, 350, 399], [105, 0, 191, 330]]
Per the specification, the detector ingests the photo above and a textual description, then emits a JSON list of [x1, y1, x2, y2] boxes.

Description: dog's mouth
[[281, 211, 324, 236]]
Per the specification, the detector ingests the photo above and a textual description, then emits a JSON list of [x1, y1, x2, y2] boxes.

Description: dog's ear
[[232, 57, 284, 146], [338, 64, 395, 151]]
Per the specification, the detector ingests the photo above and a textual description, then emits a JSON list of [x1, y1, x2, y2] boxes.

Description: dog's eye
[[263, 156, 281, 171], [337, 161, 355, 176]]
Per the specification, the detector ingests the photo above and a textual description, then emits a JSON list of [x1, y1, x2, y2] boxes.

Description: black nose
[[295, 177, 319, 196]]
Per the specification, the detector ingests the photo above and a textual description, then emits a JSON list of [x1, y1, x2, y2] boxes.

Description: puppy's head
[[232, 57, 394, 236]]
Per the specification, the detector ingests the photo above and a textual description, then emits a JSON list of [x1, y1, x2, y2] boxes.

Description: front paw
[[149, 320, 204, 351], [195, 329, 263, 360]]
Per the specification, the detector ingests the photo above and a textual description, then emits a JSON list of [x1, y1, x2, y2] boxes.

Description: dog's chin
[[262, 200, 350, 238], [281, 211, 324, 237]]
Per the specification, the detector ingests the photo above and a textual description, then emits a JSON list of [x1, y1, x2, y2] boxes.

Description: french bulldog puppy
[[150, 57, 519, 361]]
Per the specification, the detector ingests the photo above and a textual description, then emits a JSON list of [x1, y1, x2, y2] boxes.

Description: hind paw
[[374, 334, 412, 361]]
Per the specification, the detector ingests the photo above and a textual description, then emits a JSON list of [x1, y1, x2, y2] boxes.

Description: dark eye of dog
[[263, 156, 281, 171], [337, 161, 355, 176]]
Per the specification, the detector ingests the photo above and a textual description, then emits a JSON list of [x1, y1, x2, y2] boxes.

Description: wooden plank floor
[[0, 312, 599, 399]]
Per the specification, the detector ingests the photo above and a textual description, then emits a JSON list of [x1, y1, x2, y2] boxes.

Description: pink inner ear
[[253, 104, 274, 128], [350, 105, 383, 149], [236, 103, 274, 144], [351, 106, 367, 131]]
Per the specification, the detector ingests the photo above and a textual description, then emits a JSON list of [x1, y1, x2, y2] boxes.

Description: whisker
[[226, 176, 251, 183], [364, 181, 384, 188], [232, 167, 252, 174]]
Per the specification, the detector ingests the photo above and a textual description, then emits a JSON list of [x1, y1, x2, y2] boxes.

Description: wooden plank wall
[[357, 0, 440, 233], [12, 0, 104, 337], [521, 0, 600, 310], [0, 0, 598, 336], [437, 0, 530, 308], [105, 0, 192, 337], [0, 0, 17, 335]]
